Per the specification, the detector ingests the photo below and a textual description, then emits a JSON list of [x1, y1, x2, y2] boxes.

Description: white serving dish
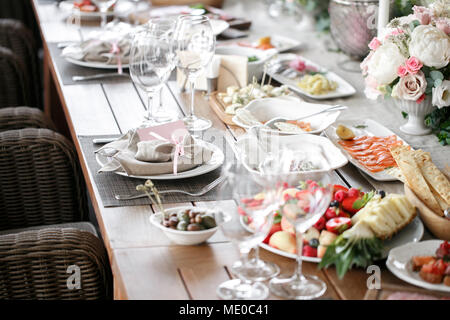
[[96, 139, 224, 180], [324, 119, 410, 182], [386, 240, 450, 292], [267, 53, 356, 100], [232, 96, 342, 135], [150, 207, 220, 245], [261, 216, 424, 263], [235, 132, 348, 176], [215, 46, 277, 80]]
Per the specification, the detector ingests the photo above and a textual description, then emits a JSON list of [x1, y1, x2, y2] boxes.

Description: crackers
[[390, 145, 450, 217]]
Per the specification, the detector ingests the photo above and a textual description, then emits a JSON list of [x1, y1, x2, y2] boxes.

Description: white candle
[[377, 0, 390, 38]]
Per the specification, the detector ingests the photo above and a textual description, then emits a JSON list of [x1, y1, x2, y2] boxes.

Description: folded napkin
[[95, 130, 214, 176]]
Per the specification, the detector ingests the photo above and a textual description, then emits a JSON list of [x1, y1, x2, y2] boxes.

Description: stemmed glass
[[173, 15, 215, 132], [215, 162, 281, 300], [129, 22, 176, 127], [91, 0, 118, 28], [268, 151, 333, 300]]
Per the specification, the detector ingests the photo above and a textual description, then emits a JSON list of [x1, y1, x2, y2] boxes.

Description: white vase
[[394, 97, 435, 136]]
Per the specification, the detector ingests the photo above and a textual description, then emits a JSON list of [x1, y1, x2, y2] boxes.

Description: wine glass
[[91, 0, 118, 28], [215, 162, 281, 300], [267, 151, 333, 300], [129, 25, 175, 127], [173, 15, 215, 132]]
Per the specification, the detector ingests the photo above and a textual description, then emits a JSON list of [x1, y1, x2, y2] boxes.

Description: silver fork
[[115, 175, 227, 200]]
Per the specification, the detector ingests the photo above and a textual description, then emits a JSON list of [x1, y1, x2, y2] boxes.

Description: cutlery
[[445, 208, 450, 220], [72, 73, 130, 82], [115, 175, 226, 200], [93, 137, 118, 144], [57, 41, 78, 49], [264, 105, 348, 130]]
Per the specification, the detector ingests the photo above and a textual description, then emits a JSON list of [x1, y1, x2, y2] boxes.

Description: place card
[[136, 120, 189, 142]]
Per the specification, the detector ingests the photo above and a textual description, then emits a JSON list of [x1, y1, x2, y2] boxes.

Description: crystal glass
[[129, 25, 175, 126], [91, 0, 118, 28], [267, 150, 333, 300], [173, 15, 215, 132], [215, 163, 281, 300]]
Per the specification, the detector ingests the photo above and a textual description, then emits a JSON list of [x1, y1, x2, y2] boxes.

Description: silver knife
[[72, 73, 130, 82]]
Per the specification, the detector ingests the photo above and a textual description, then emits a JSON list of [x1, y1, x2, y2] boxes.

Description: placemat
[[78, 129, 235, 207], [48, 42, 130, 85]]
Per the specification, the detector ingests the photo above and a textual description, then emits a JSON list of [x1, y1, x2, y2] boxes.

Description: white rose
[[409, 25, 450, 68], [367, 42, 406, 85], [432, 80, 450, 108], [391, 71, 427, 101]]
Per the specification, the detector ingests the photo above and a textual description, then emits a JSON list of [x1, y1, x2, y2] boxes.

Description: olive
[[194, 215, 203, 224], [330, 200, 339, 208], [188, 210, 195, 218], [162, 220, 170, 228], [177, 221, 188, 231], [177, 211, 190, 224], [168, 217, 179, 227], [187, 223, 204, 231], [169, 212, 178, 218], [377, 190, 386, 198], [201, 215, 217, 229], [309, 238, 319, 248], [189, 218, 195, 224]]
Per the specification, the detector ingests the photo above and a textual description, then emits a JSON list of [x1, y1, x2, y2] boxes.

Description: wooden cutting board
[[208, 91, 237, 126]]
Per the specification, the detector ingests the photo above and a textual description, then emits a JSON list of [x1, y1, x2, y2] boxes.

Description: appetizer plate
[[324, 119, 410, 181], [232, 96, 342, 135], [60, 0, 117, 19], [386, 240, 450, 292], [226, 35, 303, 53], [267, 53, 356, 100], [96, 140, 224, 180], [262, 216, 423, 263], [64, 56, 129, 70]]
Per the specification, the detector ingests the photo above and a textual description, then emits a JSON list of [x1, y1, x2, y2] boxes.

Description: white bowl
[[215, 46, 277, 80], [150, 207, 220, 245]]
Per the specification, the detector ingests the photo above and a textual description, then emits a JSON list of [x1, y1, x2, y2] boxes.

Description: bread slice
[[390, 146, 442, 214], [413, 150, 450, 207]]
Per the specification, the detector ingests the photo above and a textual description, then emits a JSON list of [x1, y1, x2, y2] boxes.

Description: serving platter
[[324, 119, 410, 181], [386, 240, 450, 293], [222, 35, 303, 53], [96, 140, 224, 180], [267, 53, 356, 100]]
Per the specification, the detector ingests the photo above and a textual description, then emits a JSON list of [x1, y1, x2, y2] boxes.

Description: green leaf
[[354, 125, 368, 129], [273, 212, 282, 225], [430, 70, 444, 81], [352, 191, 375, 210], [402, 111, 408, 119], [434, 78, 443, 88]]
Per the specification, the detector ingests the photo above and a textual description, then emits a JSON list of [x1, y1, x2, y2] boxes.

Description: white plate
[[236, 133, 348, 175], [324, 119, 409, 182], [60, 1, 116, 19], [210, 19, 230, 36], [267, 54, 356, 100], [270, 35, 303, 53], [65, 56, 129, 70], [232, 96, 342, 135], [262, 216, 424, 263], [386, 240, 450, 292], [95, 140, 225, 180]]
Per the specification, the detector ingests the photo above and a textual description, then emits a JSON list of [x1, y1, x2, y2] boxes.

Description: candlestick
[[377, 0, 390, 38]]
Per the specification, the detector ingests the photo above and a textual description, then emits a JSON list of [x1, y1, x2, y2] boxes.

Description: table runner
[[78, 129, 235, 207], [48, 42, 130, 85]]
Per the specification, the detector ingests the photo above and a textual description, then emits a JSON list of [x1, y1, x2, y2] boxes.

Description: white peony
[[432, 80, 450, 108], [367, 42, 406, 85], [409, 25, 450, 68]]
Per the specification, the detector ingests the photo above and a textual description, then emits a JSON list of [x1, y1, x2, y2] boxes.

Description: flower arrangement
[[361, 0, 450, 140]]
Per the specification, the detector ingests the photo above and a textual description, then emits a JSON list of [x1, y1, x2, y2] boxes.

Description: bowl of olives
[[150, 206, 221, 245]]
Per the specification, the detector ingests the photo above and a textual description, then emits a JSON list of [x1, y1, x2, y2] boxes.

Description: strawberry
[[334, 190, 347, 202], [333, 184, 349, 193], [341, 196, 361, 214], [324, 207, 337, 220], [313, 216, 326, 231], [348, 188, 360, 198], [263, 223, 282, 244], [326, 217, 352, 234], [337, 210, 351, 218], [303, 245, 317, 257]]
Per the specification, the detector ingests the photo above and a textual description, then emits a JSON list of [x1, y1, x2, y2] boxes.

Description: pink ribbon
[[110, 41, 122, 74], [149, 132, 186, 175]]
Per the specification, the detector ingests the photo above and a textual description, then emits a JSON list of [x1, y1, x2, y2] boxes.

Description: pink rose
[[435, 18, 450, 35], [368, 37, 381, 50], [391, 71, 427, 101], [413, 5, 431, 25], [405, 57, 423, 74], [397, 65, 408, 77]]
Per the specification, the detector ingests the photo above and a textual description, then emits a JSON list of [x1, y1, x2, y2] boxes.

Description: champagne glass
[[268, 152, 333, 300], [173, 15, 215, 132], [129, 26, 175, 127], [215, 162, 281, 300], [91, 0, 118, 28]]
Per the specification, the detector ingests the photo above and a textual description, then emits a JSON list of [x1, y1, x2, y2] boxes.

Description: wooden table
[[31, 0, 447, 300]]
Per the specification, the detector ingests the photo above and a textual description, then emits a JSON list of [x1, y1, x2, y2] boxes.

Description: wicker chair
[[0, 225, 112, 299], [0, 106, 55, 131], [0, 46, 31, 108], [0, 19, 42, 110]]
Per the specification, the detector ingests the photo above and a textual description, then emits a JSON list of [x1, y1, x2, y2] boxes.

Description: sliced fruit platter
[[241, 182, 423, 277]]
